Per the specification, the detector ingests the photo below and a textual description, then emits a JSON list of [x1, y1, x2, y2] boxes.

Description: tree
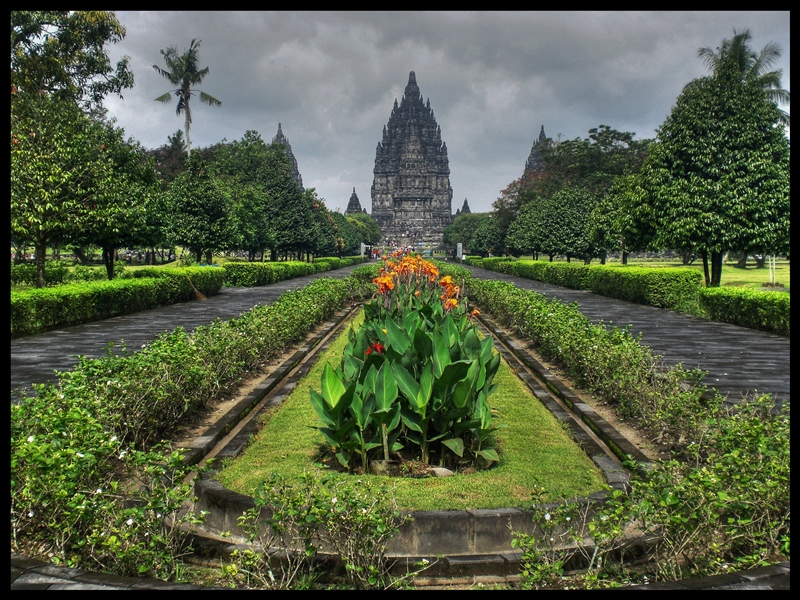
[[69, 125, 162, 279], [468, 215, 505, 257], [637, 48, 790, 287], [443, 213, 490, 256], [346, 212, 382, 245], [153, 39, 221, 157], [538, 186, 598, 263], [11, 11, 133, 114], [698, 28, 790, 127], [505, 200, 548, 260], [166, 154, 232, 264], [11, 92, 117, 287]]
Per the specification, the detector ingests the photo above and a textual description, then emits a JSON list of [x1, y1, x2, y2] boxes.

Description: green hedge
[[11, 276, 369, 571], [699, 287, 790, 337], [476, 258, 787, 337], [11, 267, 225, 339]]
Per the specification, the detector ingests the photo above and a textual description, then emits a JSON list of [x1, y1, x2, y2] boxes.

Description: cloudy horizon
[[102, 11, 790, 215]]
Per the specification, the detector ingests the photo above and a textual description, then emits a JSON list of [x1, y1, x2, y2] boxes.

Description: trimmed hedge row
[[473, 258, 788, 337], [699, 286, 790, 337], [11, 267, 225, 339], [10, 258, 369, 339]]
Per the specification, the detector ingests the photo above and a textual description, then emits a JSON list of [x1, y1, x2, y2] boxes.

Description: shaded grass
[[216, 309, 607, 511]]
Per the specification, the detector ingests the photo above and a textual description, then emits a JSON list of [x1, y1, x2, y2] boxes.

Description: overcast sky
[[103, 11, 790, 215]]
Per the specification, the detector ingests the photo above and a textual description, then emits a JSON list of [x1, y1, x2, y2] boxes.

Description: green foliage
[[637, 37, 790, 286], [443, 212, 490, 252], [11, 389, 204, 576], [312, 256, 502, 470], [11, 10, 134, 113], [699, 286, 789, 336], [513, 396, 789, 588], [11, 267, 225, 338], [225, 472, 406, 589], [152, 38, 221, 157]]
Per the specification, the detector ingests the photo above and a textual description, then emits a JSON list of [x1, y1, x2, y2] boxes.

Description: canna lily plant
[[310, 251, 503, 473]]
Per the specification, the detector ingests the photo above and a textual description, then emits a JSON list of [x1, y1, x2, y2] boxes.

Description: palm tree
[[698, 28, 790, 127], [152, 39, 221, 157]]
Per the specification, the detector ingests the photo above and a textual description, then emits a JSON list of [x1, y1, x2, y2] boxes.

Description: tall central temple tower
[[371, 71, 453, 248]]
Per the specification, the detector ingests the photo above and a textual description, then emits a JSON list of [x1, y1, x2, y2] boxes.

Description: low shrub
[[699, 286, 790, 337]]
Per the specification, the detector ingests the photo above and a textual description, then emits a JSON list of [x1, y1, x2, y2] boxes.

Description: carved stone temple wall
[[371, 71, 453, 249]]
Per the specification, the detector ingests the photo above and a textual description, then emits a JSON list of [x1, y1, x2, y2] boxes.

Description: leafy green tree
[[698, 27, 791, 269], [11, 10, 133, 114], [637, 45, 790, 287], [505, 200, 548, 260], [11, 92, 118, 287], [166, 154, 232, 263], [443, 213, 491, 255], [588, 174, 658, 265], [346, 212, 382, 245], [698, 27, 790, 127], [147, 130, 188, 190], [538, 185, 598, 263], [468, 215, 505, 257], [69, 125, 162, 279], [153, 39, 221, 157]]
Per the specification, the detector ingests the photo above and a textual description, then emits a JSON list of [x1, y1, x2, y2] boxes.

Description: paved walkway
[[10, 261, 790, 589]]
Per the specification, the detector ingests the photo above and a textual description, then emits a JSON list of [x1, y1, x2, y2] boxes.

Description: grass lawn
[[603, 258, 790, 291], [215, 309, 608, 511]]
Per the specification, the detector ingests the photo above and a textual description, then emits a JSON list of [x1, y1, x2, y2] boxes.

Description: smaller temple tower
[[344, 187, 366, 214], [272, 123, 304, 191], [455, 198, 471, 216], [524, 125, 547, 176]]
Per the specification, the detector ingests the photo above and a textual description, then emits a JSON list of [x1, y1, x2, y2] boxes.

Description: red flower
[[366, 342, 385, 355]]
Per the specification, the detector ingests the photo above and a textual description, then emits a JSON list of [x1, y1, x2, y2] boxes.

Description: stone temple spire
[[524, 125, 547, 176], [272, 123, 304, 191], [371, 71, 454, 249], [345, 187, 365, 214]]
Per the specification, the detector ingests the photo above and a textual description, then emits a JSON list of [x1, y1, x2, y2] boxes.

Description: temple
[[455, 198, 471, 217], [272, 123, 304, 191], [524, 125, 547, 176], [371, 71, 454, 249], [344, 187, 366, 214]]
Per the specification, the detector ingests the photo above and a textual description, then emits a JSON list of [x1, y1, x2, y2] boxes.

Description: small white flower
[[601, 515, 608, 521], [126, 518, 134, 526], [27, 436, 34, 443], [565, 516, 571, 522], [421, 558, 430, 565], [59, 394, 65, 399], [107, 380, 112, 385], [76, 452, 84, 458], [156, 513, 162, 518], [544, 513, 551, 521], [96, 488, 103, 494], [119, 450, 127, 459], [28, 511, 34, 518], [331, 497, 337, 504], [110, 436, 117, 443], [550, 537, 554, 542]]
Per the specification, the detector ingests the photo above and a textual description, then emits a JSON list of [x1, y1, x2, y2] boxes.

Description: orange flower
[[444, 298, 459, 311], [414, 290, 421, 297]]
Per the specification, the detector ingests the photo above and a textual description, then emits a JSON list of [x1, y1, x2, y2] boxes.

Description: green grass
[[605, 258, 790, 291], [215, 309, 608, 511]]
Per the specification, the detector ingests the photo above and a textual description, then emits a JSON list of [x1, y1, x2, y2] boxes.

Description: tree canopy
[[636, 37, 790, 286]]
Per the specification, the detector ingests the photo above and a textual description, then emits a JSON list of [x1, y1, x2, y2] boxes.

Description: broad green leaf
[[441, 437, 464, 457], [384, 316, 411, 354], [374, 360, 398, 412], [321, 363, 346, 409], [475, 448, 499, 463]]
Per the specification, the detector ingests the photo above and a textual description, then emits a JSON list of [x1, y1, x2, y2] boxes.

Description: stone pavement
[[10, 261, 790, 589]]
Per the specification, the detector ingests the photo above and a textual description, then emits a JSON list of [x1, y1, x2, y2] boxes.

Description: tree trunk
[[700, 249, 710, 287], [103, 246, 115, 280], [755, 254, 766, 269], [196, 249, 203, 264], [710, 250, 724, 287], [621, 250, 628, 265], [34, 240, 47, 288], [205, 250, 213, 264], [736, 250, 748, 269]]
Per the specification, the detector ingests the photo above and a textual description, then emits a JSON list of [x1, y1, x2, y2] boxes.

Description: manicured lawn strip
[[216, 309, 607, 511]]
